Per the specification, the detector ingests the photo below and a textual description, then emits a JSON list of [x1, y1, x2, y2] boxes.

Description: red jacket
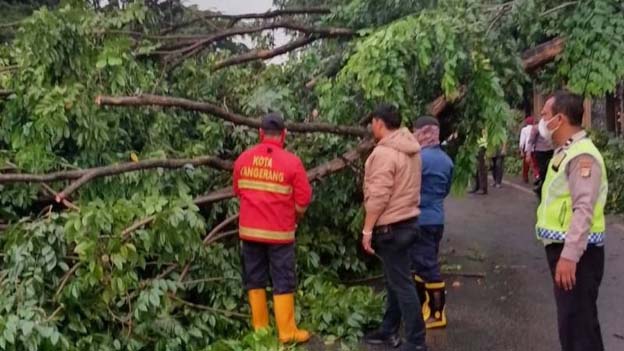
[[233, 139, 312, 244]]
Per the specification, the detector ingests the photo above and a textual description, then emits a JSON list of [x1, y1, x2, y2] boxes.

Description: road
[[317, 177, 624, 351]]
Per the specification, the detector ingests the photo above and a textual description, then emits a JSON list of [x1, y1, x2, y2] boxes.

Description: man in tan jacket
[[361, 104, 428, 351]]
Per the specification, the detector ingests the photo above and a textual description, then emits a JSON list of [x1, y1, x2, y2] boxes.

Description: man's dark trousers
[[546, 244, 604, 351], [374, 217, 426, 347], [410, 225, 444, 282], [242, 241, 296, 294]]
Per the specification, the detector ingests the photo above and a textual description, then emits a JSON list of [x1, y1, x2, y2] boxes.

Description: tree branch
[[118, 138, 373, 245], [160, 21, 353, 69], [168, 293, 248, 319], [121, 215, 157, 239], [54, 263, 81, 300], [0, 155, 232, 195], [195, 138, 374, 206], [0, 19, 24, 29], [96, 94, 368, 137], [124, 21, 353, 44], [161, 7, 330, 34], [540, 2, 578, 17], [521, 36, 566, 72], [0, 65, 18, 74], [213, 35, 318, 71], [179, 214, 240, 282]]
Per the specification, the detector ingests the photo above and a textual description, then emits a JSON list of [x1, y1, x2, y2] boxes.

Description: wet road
[[313, 178, 624, 351]]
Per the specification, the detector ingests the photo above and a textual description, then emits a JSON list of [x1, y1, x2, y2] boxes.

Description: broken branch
[[0, 155, 232, 190], [161, 7, 330, 34], [96, 94, 368, 137], [213, 35, 318, 71]]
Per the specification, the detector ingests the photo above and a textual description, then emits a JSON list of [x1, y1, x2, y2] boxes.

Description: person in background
[[535, 91, 608, 351], [519, 116, 539, 183], [233, 113, 313, 344], [469, 131, 488, 195], [529, 115, 555, 197], [491, 133, 507, 188], [410, 116, 454, 329], [361, 104, 428, 351]]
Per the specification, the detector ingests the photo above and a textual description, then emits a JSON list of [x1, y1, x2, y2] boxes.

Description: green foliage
[[204, 329, 300, 351], [557, 0, 624, 97], [589, 130, 624, 214], [301, 275, 383, 345], [2, 0, 624, 350]]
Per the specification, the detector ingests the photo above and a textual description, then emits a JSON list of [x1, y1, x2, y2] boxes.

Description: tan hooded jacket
[[364, 128, 422, 226]]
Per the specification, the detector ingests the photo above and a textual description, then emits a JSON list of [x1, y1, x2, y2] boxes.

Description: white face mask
[[538, 116, 560, 141]]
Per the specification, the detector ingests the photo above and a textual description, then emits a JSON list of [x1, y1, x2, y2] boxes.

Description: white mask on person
[[538, 115, 561, 141]]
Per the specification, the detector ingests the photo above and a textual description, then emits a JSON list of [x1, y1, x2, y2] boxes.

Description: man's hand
[[555, 257, 577, 291], [361, 232, 374, 255]]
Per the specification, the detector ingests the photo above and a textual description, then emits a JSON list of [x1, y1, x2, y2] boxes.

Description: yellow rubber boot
[[273, 293, 310, 344], [248, 289, 269, 331], [424, 282, 447, 329]]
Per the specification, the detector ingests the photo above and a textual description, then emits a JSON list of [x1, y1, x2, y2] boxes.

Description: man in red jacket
[[233, 113, 312, 344]]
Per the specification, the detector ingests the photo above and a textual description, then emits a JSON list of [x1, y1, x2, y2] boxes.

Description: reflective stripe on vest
[[239, 226, 295, 242], [238, 179, 293, 195], [535, 138, 608, 245]]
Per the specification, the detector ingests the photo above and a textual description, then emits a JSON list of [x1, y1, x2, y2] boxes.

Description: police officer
[[535, 91, 608, 351], [233, 113, 312, 344]]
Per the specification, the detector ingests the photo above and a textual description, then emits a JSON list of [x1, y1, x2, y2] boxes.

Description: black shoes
[[363, 329, 402, 348], [399, 343, 429, 351]]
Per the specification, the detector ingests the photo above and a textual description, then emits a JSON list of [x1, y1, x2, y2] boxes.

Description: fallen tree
[[96, 94, 368, 137]]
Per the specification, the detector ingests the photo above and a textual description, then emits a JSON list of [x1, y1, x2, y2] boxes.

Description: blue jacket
[[419, 145, 454, 226]]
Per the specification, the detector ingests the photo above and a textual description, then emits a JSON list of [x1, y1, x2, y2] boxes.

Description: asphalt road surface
[[311, 177, 624, 351]]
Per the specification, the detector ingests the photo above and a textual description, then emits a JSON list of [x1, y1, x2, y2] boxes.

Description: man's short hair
[[370, 103, 401, 130], [551, 91, 584, 126], [261, 112, 285, 135], [413, 115, 439, 129]]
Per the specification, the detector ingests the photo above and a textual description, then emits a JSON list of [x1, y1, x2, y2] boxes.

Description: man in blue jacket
[[410, 116, 454, 329]]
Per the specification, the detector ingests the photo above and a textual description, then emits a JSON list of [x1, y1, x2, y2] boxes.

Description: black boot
[[413, 274, 428, 316], [363, 328, 401, 348], [424, 282, 447, 329]]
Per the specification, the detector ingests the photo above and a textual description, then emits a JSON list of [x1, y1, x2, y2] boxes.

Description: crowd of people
[[231, 90, 608, 351]]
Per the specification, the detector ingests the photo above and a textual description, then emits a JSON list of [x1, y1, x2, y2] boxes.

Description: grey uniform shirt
[[557, 131, 603, 262]]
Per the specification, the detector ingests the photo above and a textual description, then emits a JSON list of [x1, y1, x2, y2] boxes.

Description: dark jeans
[[546, 244, 604, 351], [373, 217, 426, 347], [533, 150, 554, 197], [410, 225, 444, 282], [491, 156, 505, 185], [241, 241, 296, 294]]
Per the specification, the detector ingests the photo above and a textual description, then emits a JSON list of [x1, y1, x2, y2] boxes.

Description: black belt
[[373, 217, 418, 234]]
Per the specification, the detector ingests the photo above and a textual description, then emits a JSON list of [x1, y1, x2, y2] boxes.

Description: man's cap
[[413, 116, 439, 129], [261, 112, 285, 131]]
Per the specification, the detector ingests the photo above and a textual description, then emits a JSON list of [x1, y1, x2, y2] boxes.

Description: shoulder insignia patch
[[579, 158, 593, 178]]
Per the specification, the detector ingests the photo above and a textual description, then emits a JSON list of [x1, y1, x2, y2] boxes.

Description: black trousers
[[410, 225, 444, 282], [241, 241, 296, 294], [473, 147, 488, 193], [546, 244, 605, 351], [374, 217, 426, 347], [533, 150, 554, 197], [491, 155, 505, 185]]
